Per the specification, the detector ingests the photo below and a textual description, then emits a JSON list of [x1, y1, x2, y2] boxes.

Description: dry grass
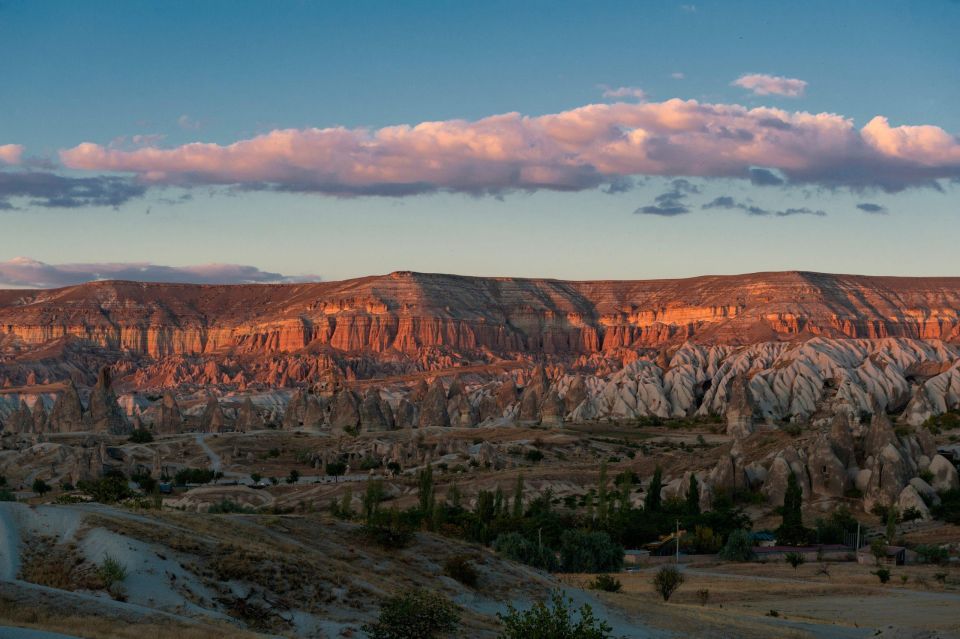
[[18, 535, 105, 592], [0, 597, 263, 639]]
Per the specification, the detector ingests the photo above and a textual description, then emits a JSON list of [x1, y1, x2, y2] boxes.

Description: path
[[193, 433, 222, 473]]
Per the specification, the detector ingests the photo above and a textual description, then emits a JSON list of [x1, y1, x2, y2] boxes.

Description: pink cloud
[[0, 144, 24, 165], [0, 257, 319, 288], [59, 98, 960, 193], [732, 73, 808, 98]]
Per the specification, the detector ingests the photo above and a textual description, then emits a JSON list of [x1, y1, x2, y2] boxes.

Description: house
[[857, 545, 914, 566], [750, 531, 777, 547]]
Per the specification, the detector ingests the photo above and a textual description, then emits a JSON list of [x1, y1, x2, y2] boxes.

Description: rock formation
[[88, 367, 130, 435]]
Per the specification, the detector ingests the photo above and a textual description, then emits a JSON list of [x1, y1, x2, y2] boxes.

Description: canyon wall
[[1, 271, 959, 360]]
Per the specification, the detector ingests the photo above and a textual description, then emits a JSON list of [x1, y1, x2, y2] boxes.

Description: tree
[[362, 589, 461, 639], [885, 505, 899, 542], [419, 465, 435, 521], [512, 472, 525, 518], [493, 532, 559, 571], [325, 461, 347, 483], [363, 479, 386, 525], [596, 461, 609, 524], [286, 469, 301, 484], [719, 529, 756, 562], [31, 478, 51, 497], [652, 565, 684, 602], [250, 472, 262, 484], [128, 429, 154, 443], [497, 590, 613, 639], [644, 466, 663, 513], [775, 471, 808, 545], [870, 539, 888, 566], [785, 551, 805, 570], [686, 474, 701, 516], [558, 530, 623, 573]]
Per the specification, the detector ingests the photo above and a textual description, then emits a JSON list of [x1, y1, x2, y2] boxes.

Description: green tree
[[31, 478, 51, 497], [718, 529, 756, 562], [419, 465, 435, 521], [362, 589, 461, 639], [325, 461, 347, 482], [512, 472, 525, 519], [497, 590, 613, 639], [686, 474, 701, 516], [363, 479, 386, 524], [775, 471, 808, 545], [885, 505, 899, 542], [785, 551, 805, 570], [558, 530, 623, 573], [652, 565, 684, 602], [596, 461, 609, 524], [286, 469, 301, 484], [644, 466, 663, 513]]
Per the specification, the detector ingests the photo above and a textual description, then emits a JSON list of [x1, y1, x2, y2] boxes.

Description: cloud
[[601, 86, 647, 101], [671, 72, 685, 80], [701, 195, 826, 218], [635, 178, 699, 216], [748, 167, 786, 186], [680, 4, 697, 13], [177, 114, 202, 130], [732, 73, 808, 98], [0, 171, 147, 208], [856, 202, 888, 214], [0, 257, 319, 288], [0, 144, 24, 165], [56, 98, 960, 195]]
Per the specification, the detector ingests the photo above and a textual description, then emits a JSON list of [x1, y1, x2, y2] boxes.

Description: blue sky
[[0, 0, 958, 285]]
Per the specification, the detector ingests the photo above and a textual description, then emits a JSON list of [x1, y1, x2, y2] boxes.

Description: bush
[[785, 552, 805, 570], [78, 475, 132, 503], [525, 449, 544, 463], [325, 461, 347, 480], [174, 468, 216, 486], [443, 555, 479, 588], [97, 555, 128, 587], [208, 499, 254, 514], [362, 589, 461, 639], [286, 469, 301, 484], [362, 523, 414, 550], [497, 590, 613, 639], [873, 568, 891, 584], [558, 530, 623, 573], [494, 532, 559, 572], [696, 588, 710, 606], [590, 574, 622, 593], [915, 544, 949, 565], [719, 529, 755, 562], [128, 429, 154, 443], [31, 478, 51, 497], [652, 565, 684, 602]]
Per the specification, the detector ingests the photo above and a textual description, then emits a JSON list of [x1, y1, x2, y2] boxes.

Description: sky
[[0, 0, 958, 286]]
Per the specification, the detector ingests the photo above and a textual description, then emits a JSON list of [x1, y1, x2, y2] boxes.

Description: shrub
[[590, 574, 622, 593], [78, 475, 132, 503], [443, 555, 479, 588], [719, 529, 756, 562], [128, 429, 154, 443], [525, 449, 544, 463], [902, 506, 923, 522], [208, 499, 254, 514], [652, 565, 684, 602], [785, 552, 805, 570], [494, 532, 559, 572], [267, 447, 281, 458], [558, 530, 623, 573], [286, 469, 301, 484], [362, 589, 461, 639], [497, 590, 613, 639], [97, 555, 128, 587], [696, 588, 710, 606], [31, 478, 51, 497], [915, 544, 949, 565], [873, 568, 891, 584], [362, 523, 414, 550]]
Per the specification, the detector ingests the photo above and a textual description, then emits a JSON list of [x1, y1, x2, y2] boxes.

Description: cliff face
[[1, 270, 959, 359]]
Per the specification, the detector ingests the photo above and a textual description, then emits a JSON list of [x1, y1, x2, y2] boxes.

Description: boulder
[[724, 375, 755, 439], [393, 398, 418, 429], [360, 389, 393, 431], [897, 485, 931, 520], [539, 391, 565, 427], [88, 367, 130, 435], [863, 443, 911, 511], [235, 397, 263, 432], [928, 455, 960, 492], [808, 435, 849, 498], [156, 391, 183, 435], [908, 477, 940, 506], [200, 395, 227, 433], [329, 389, 361, 434], [419, 378, 450, 428], [49, 381, 85, 433]]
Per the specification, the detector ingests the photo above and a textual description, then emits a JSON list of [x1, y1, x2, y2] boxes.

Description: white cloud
[[733, 73, 808, 97]]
